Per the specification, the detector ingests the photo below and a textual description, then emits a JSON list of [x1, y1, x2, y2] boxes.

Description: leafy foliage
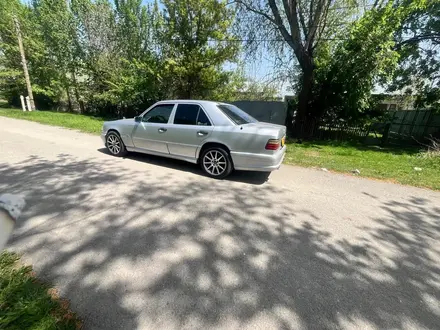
[[1, 0, 439, 123], [158, 0, 240, 100], [0, 0, 242, 117], [0, 0, 48, 106], [391, 0, 440, 109], [234, 0, 365, 130], [311, 0, 431, 124]]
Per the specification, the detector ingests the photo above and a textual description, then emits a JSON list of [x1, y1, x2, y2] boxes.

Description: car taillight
[[265, 139, 280, 150]]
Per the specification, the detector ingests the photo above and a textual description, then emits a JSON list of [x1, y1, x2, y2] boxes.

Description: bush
[[418, 136, 440, 158]]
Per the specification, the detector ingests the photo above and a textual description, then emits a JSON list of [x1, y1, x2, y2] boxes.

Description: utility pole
[[13, 16, 36, 111]]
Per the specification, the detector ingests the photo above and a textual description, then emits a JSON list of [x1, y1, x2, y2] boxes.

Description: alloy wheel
[[203, 150, 227, 176], [107, 134, 121, 155]]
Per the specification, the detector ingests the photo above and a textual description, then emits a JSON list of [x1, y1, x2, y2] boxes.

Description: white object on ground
[[352, 169, 361, 175], [20, 95, 27, 111], [321, 168, 329, 172], [0, 194, 26, 250], [414, 167, 422, 171], [25, 96, 32, 112]]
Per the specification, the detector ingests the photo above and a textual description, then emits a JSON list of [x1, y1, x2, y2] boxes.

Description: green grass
[[0, 251, 80, 330], [0, 108, 104, 134], [285, 140, 440, 190], [0, 107, 439, 190]]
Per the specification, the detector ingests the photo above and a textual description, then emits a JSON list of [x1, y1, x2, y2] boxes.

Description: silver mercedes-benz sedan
[[101, 100, 286, 178]]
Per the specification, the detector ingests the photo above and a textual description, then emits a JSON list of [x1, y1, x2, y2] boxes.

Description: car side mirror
[[134, 116, 141, 123]]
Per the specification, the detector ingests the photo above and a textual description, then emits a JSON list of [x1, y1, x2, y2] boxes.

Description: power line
[[206, 35, 427, 43]]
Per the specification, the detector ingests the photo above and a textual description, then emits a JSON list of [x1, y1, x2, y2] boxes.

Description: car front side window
[[142, 104, 174, 124]]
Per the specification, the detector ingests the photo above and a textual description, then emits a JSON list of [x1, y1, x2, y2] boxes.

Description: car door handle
[[158, 128, 167, 133], [197, 131, 208, 136]]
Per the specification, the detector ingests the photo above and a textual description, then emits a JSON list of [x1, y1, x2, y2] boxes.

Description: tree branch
[[313, 0, 332, 50], [297, 0, 308, 38], [394, 34, 440, 49], [373, 0, 386, 9], [305, 0, 327, 51], [235, 0, 278, 26], [275, 0, 307, 63], [309, 0, 315, 30]]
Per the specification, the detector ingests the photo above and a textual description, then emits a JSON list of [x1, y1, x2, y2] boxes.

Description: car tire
[[200, 147, 233, 179], [106, 131, 127, 157]]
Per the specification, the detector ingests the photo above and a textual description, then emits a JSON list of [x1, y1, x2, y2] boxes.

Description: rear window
[[217, 104, 258, 125]]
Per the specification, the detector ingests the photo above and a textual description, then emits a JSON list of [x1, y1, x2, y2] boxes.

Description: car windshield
[[217, 104, 258, 125]]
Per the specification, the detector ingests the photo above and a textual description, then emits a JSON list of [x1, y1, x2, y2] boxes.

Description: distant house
[[371, 93, 416, 111]]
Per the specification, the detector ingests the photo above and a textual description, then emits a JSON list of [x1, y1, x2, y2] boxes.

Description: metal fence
[[293, 120, 371, 141], [291, 110, 440, 145], [231, 100, 287, 125], [387, 110, 440, 141], [236, 101, 440, 145]]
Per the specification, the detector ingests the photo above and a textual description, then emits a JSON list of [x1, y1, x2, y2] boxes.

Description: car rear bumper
[[230, 146, 286, 172]]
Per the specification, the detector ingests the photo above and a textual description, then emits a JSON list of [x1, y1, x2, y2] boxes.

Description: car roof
[[157, 100, 231, 106], [153, 100, 235, 126]]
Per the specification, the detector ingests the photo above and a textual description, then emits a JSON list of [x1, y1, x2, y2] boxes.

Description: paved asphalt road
[[1, 117, 440, 330]]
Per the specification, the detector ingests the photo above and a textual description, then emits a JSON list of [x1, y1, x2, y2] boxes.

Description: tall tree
[[310, 0, 430, 123], [0, 0, 47, 107], [391, 0, 440, 109], [234, 0, 343, 131], [13, 16, 36, 110], [159, 0, 240, 99], [33, 0, 83, 111], [70, 0, 162, 117], [0, 0, 25, 104], [105, 0, 163, 116]]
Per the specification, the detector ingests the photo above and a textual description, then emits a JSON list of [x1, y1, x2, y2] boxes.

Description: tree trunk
[[72, 70, 85, 113], [65, 84, 73, 112], [293, 66, 315, 138], [186, 74, 193, 99]]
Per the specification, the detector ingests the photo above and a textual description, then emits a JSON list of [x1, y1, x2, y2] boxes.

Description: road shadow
[[97, 148, 271, 185], [1, 154, 439, 329]]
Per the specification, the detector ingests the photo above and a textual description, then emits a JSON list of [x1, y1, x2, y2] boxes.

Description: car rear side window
[[196, 109, 211, 126], [143, 104, 174, 123], [174, 104, 212, 126], [217, 104, 258, 125]]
